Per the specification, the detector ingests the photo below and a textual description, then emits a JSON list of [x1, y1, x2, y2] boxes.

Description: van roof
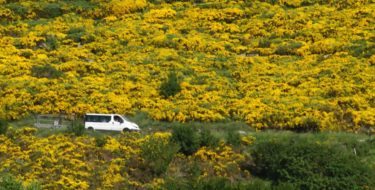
[[85, 113, 118, 116]]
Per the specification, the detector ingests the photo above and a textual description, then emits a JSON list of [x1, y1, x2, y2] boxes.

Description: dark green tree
[[0, 119, 8, 135], [160, 71, 181, 98]]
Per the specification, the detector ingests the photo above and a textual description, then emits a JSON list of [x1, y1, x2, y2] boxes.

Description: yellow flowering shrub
[[0, 0, 373, 132], [108, 0, 147, 16], [193, 144, 246, 178], [0, 129, 171, 189]]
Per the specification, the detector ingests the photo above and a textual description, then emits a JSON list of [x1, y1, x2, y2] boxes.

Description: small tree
[[66, 119, 85, 136], [0, 119, 8, 135], [160, 71, 181, 98], [171, 125, 200, 156]]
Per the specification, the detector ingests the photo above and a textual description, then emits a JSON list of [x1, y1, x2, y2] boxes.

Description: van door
[[112, 115, 124, 131], [95, 115, 112, 130]]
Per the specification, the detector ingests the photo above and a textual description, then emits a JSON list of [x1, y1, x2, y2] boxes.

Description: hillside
[[0, 127, 374, 189], [0, 0, 374, 131]]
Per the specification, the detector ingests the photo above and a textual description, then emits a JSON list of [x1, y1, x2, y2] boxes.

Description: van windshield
[[121, 115, 130, 122]]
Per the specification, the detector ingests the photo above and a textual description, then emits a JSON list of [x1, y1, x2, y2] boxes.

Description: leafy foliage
[[171, 125, 200, 155], [31, 64, 63, 79], [0, 119, 8, 135], [0, 127, 374, 189], [0, 0, 373, 131], [225, 130, 242, 147], [251, 135, 375, 189], [160, 71, 181, 98], [38, 3, 63, 18], [140, 133, 179, 176], [66, 120, 85, 136], [0, 175, 22, 190], [199, 127, 219, 147]]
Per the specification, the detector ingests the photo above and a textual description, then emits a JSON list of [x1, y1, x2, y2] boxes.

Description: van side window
[[114, 116, 124, 123], [100, 116, 111, 123], [85, 115, 111, 123]]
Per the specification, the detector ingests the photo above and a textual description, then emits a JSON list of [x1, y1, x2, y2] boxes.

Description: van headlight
[[133, 124, 140, 130]]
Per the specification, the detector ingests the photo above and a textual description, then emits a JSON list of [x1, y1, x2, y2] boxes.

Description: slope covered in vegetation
[[0, 0, 374, 131], [0, 127, 374, 189]]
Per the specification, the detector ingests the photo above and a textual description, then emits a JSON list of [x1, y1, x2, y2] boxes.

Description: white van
[[84, 113, 140, 132]]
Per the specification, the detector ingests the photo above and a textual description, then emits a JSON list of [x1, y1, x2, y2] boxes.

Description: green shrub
[[250, 136, 375, 189], [24, 182, 42, 190], [258, 38, 272, 48], [194, 177, 275, 190], [20, 50, 33, 58], [349, 40, 375, 58], [31, 64, 63, 79], [160, 71, 181, 98], [66, 27, 95, 44], [225, 130, 241, 147], [199, 127, 219, 147], [45, 35, 59, 51], [0, 119, 8, 135], [241, 178, 274, 190], [292, 117, 320, 132], [38, 3, 63, 18], [5, 3, 28, 18], [163, 178, 190, 190], [66, 121, 85, 136], [274, 41, 303, 55], [94, 135, 106, 147], [193, 177, 234, 190], [141, 136, 179, 176], [163, 177, 283, 190], [171, 125, 200, 155], [0, 174, 41, 190], [67, 0, 97, 14], [0, 175, 22, 190], [67, 27, 86, 42]]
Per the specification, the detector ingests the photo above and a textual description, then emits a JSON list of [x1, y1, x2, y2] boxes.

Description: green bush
[[258, 38, 272, 48], [20, 50, 33, 58], [24, 182, 42, 190], [66, 121, 85, 136], [0, 119, 8, 135], [67, 27, 86, 43], [199, 127, 219, 147], [38, 3, 63, 18], [160, 71, 181, 98], [193, 177, 235, 190], [5, 3, 28, 18], [171, 125, 200, 155], [292, 117, 320, 132], [0, 174, 41, 190], [45, 35, 59, 51], [94, 135, 106, 147], [163, 177, 289, 190], [141, 136, 179, 176], [66, 27, 95, 44], [250, 136, 375, 189], [31, 64, 63, 79], [349, 40, 375, 58], [225, 130, 241, 147], [274, 41, 303, 55], [67, 0, 97, 14], [0, 175, 22, 190]]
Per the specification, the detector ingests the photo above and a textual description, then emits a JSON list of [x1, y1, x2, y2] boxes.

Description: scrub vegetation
[[0, 0, 374, 189], [0, 0, 374, 132], [0, 127, 374, 189]]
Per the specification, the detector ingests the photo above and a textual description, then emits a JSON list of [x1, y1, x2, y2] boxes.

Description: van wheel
[[88, 127, 94, 131], [123, 128, 130, 132]]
